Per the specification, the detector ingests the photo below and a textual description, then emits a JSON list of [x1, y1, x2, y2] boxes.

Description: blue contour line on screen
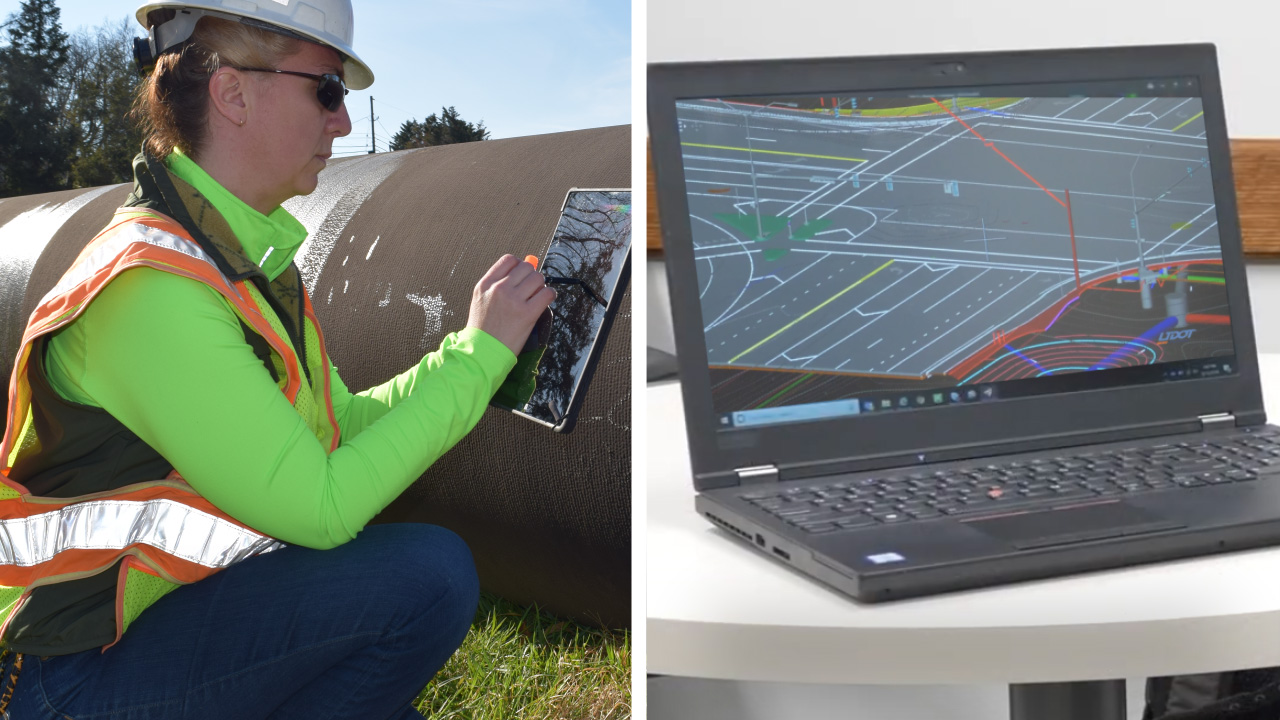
[[1042, 367, 1092, 375], [1003, 344, 1051, 375], [1090, 316, 1177, 371], [961, 338, 1160, 384], [1043, 296, 1081, 331], [966, 107, 1014, 117]]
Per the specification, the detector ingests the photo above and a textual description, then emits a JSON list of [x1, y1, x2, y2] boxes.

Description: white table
[[648, 354, 1280, 719]]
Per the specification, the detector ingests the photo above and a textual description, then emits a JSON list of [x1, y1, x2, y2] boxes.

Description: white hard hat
[[134, 0, 373, 90]]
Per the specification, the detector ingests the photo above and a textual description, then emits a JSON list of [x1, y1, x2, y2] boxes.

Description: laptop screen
[[673, 77, 1237, 431]]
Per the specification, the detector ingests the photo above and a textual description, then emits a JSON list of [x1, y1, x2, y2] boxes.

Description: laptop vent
[[704, 511, 753, 543]]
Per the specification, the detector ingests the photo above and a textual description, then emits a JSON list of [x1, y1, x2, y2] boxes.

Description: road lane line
[[729, 259, 895, 364]]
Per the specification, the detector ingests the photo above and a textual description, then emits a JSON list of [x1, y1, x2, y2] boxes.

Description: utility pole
[[369, 96, 375, 154]]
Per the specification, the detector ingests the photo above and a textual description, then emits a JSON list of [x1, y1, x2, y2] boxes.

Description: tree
[[64, 18, 144, 187], [0, 0, 73, 196], [389, 106, 489, 151]]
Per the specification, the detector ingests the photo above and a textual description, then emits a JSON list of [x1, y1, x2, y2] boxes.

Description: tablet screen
[[493, 189, 632, 428]]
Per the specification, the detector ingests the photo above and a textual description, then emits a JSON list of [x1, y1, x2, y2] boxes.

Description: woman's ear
[[209, 67, 249, 127]]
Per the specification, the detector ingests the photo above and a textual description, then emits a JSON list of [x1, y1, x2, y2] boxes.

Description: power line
[[372, 98, 415, 118], [332, 139, 387, 157], [376, 117, 397, 143]]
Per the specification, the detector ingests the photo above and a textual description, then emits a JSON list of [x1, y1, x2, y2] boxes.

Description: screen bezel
[[648, 43, 1265, 490], [494, 187, 632, 432]]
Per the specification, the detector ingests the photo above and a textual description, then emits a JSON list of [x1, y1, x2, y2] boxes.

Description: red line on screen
[[930, 97, 1067, 208]]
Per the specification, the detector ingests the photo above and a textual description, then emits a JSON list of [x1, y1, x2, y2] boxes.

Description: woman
[[0, 1, 554, 717]]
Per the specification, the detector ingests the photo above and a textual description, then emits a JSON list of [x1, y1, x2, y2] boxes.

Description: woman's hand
[[467, 255, 557, 355]]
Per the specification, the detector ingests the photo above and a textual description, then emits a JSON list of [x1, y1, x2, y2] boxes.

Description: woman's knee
[[416, 525, 479, 613], [368, 524, 479, 632]]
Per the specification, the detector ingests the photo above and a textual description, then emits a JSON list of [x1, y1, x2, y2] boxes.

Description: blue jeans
[[4, 523, 480, 719]]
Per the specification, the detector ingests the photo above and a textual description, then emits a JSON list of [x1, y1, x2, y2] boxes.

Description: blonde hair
[[132, 16, 301, 160]]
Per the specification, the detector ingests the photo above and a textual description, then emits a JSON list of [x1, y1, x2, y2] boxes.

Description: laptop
[[647, 43, 1280, 602]]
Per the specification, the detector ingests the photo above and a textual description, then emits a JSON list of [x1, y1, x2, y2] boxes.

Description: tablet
[[490, 188, 632, 432]]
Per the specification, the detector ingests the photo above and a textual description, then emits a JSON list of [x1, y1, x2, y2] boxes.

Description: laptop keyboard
[[740, 428, 1280, 534]]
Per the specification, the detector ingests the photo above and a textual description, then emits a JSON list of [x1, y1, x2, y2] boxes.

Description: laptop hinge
[[736, 464, 779, 485], [1199, 412, 1236, 431]]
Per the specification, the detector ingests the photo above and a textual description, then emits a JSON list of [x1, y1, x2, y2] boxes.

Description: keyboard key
[[802, 510, 864, 524], [802, 523, 837, 534], [836, 515, 878, 529], [1049, 489, 1101, 503], [1020, 488, 1056, 499]]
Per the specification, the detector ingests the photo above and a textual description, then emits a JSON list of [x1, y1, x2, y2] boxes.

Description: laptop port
[[755, 533, 766, 547], [772, 546, 791, 561]]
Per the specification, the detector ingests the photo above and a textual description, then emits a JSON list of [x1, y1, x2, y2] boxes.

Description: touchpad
[[966, 501, 1185, 550]]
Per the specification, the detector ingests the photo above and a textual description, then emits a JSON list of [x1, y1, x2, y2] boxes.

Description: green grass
[[414, 593, 631, 719]]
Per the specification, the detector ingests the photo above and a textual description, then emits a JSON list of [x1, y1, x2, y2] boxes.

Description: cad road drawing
[[675, 95, 1233, 411]]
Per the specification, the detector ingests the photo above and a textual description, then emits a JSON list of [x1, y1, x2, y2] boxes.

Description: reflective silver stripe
[[39, 221, 222, 310], [0, 498, 283, 569]]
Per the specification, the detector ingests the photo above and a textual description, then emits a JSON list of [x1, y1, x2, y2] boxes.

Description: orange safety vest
[[0, 208, 340, 653]]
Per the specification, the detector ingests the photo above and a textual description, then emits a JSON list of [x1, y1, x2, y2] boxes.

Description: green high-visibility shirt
[[42, 150, 515, 550]]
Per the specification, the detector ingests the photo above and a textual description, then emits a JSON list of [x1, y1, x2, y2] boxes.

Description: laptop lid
[[648, 44, 1265, 491]]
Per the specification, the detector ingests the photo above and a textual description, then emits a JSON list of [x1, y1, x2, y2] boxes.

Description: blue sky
[[21, 0, 631, 156]]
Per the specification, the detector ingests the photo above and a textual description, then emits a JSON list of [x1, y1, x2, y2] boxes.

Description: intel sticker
[[867, 552, 905, 565]]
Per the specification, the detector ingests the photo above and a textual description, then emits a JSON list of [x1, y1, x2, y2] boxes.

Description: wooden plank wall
[[648, 139, 1280, 257], [1231, 140, 1280, 256]]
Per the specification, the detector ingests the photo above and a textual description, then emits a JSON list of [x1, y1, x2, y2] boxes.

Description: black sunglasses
[[230, 67, 349, 112]]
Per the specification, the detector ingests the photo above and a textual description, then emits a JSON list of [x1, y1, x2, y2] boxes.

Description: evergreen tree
[[389, 106, 489, 151], [0, 0, 73, 196], [390, 119, 422, 152]]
